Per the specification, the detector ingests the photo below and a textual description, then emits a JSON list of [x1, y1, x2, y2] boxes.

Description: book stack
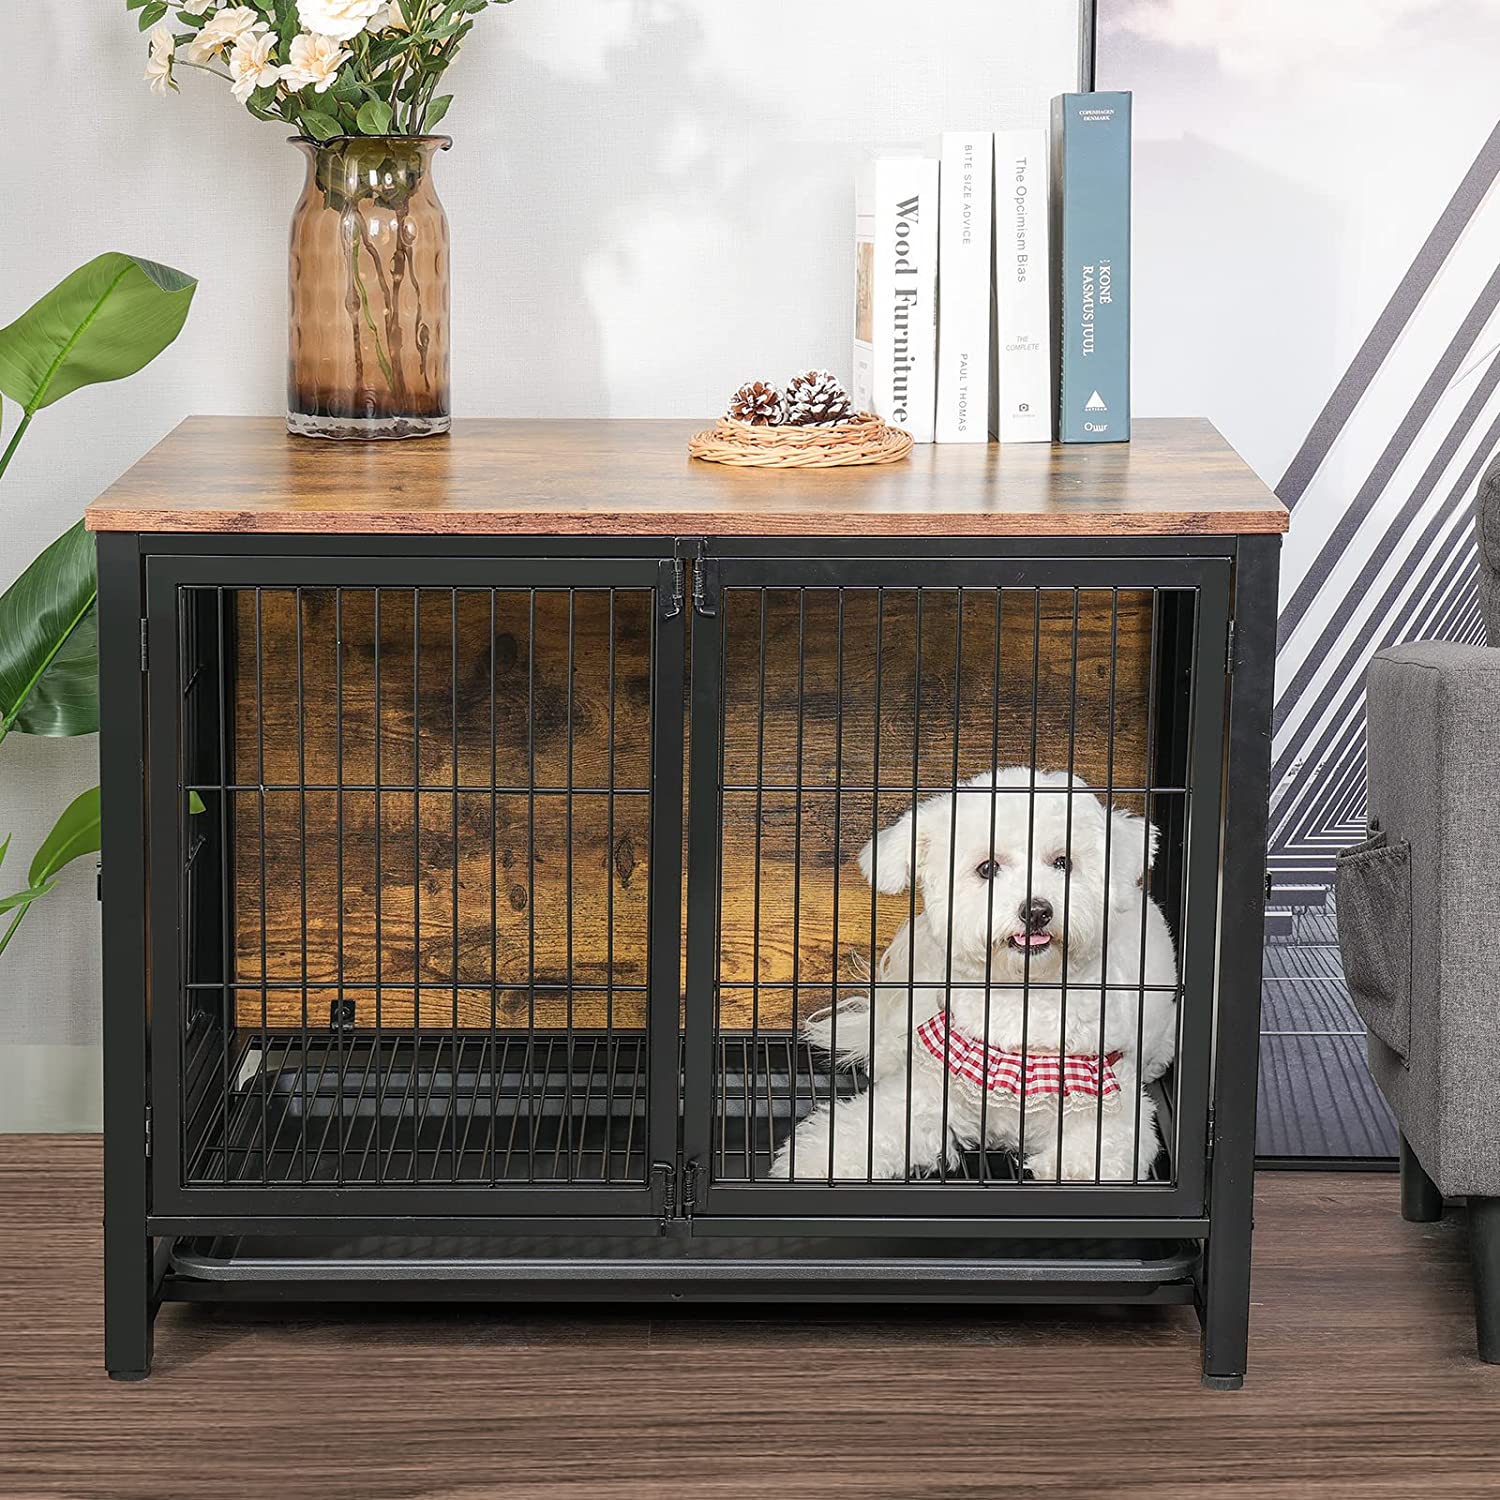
[[853, 92, 1132, 446]]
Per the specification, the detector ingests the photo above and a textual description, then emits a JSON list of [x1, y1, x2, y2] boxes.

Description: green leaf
[[424, 94, 453, 130], [27, 786, 101, 889], [126, 0, 151, 9], [0, 787, 98, 957], [139, 2, 169, 29], [300, 109, 342, 140], [0, 252, 196, 418], [188, 791, 206, 814], [0, 880, 56, 917], [0, 521, 98, 738], [356, 98, 394, 135], [0, 833, 10, 873]]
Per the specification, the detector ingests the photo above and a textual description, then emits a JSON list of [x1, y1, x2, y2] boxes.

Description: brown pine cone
[[784, 369, 854, 425], [726, 380, 785, 426]]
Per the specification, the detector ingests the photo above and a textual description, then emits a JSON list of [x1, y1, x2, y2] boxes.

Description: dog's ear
[[1110, 809, 1159, 881], [858, 807, 923, 894]]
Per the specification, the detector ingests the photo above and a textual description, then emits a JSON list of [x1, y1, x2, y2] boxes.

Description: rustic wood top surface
[[85, 415, 1288, 536]]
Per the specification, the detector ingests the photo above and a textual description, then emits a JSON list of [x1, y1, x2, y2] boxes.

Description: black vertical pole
[[99, 531, 155, 1380], [1082, 0, 1099, 90], [1200, 532, 1280, 1389]]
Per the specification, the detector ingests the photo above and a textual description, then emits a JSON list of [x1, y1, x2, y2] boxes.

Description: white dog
[[769, 768, 1178, 1183]]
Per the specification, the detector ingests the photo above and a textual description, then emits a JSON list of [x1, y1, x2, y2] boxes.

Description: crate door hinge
[[689, 540, 716, 617], [1224, 619, 1236, 676], [139, 618, 149, 672], [681, 1159, 700, 1220], [652, 1160, 677, 1229], [144, 1105, 153, 1160], [1205, 1103, 1216, 1172]]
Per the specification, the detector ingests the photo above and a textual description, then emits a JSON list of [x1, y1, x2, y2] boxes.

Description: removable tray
[[166, 1231, 1201, 1305]]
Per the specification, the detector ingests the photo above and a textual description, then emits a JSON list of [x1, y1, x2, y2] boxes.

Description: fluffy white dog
[[769, 768, 1178, 1183]]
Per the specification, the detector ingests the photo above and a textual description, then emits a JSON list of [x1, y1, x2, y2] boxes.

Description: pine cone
[[784, 369, 854, 426], [726, 379, 785, 426]]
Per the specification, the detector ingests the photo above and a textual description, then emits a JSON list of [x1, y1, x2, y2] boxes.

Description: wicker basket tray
[[688, 414, 913, 468]]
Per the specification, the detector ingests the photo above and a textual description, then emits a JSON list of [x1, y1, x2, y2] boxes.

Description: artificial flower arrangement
[[129, 0, 514, 439], [133, 0, 510, 139]]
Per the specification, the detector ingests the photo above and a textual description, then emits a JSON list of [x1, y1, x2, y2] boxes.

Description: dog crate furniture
[[89, 417, 1286, 1387]]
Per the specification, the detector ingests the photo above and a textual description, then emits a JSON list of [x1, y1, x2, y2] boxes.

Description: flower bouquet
[[130, 0, 515, 438]]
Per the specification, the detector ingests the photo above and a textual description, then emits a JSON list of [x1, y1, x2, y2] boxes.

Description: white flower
[[229, 32, 280, 102], [369, 3, 410, 31], [187, 6, 268, 63], [144, 23, 175, 96], [295, 0, 387, 43], [281, 31, 352, 93]]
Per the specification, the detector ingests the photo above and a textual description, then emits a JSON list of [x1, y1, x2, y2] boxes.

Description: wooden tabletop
[[85, 416, 1288, 537]]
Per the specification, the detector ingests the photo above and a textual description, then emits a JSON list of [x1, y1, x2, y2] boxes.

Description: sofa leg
[[1471, 1197, 1500, 1365], [1400, 1135, 1444, 1223]]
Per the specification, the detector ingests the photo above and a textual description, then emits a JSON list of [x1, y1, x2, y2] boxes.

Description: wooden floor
[[1, 1138, 1496, 1499]]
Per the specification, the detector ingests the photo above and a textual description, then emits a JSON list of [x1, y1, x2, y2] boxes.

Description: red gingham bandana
[[915, 1013, 1124, 1106]]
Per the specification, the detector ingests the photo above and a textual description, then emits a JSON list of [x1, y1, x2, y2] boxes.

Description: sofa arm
[[1363, 642, 1500, 1194]]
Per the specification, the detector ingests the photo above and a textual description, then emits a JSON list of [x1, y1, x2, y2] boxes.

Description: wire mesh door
[[683, 553, 1231, 1222], [146, 552, 683, 1220]]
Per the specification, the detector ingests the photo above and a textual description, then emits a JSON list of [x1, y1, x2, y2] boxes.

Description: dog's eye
[[1051, 854, 1071, 873], [975, 859, 1000, 880]]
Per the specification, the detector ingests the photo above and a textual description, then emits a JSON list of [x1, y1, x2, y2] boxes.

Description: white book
[[853, 153, 939, 443], [991, 128, 1053, 443], [933, 132, 994, 443]]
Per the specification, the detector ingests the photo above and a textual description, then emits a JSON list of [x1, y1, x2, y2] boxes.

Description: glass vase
[[287, 135, 452, 441]]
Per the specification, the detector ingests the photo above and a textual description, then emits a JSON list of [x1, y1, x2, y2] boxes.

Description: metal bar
[[605, 588, 617, 1172], [256, 591, 270, 1183], [449, 589, 461, 1181], [564, 590, 577, 1181], [750, 588, 768, 1181], [1200, 534, 1280, 1389], [373, 588, 384, 1184], [867, 587, 884, 1183], [1094, 589, 1120, 1183], [681, 557, 722, 1198], [940, 591, 964, 1184], [100, 533, 155, 1380], [905, 588, 923, 1182], [788, 589, 807, 1181]]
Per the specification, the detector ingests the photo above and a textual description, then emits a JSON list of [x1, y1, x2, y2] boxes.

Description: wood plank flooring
[[1, 1136, 1496, 1499]]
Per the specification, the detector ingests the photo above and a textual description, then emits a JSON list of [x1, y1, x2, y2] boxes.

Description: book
[[933, 132, 993, 443], [991, 128, 1052, 444], [1051, 91, 1131, 444], [853, 153, 940, 443]]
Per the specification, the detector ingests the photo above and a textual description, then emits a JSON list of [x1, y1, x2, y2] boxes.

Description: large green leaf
[[0, 252, 196, 417], [0, 520, 98, 738], [0, 786, 99, 958]]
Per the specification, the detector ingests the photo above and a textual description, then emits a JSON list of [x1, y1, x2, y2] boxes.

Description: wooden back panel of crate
[[232, 585, 1152, 1033]]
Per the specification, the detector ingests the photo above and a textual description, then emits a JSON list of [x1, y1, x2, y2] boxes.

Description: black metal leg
[[1199, 535, 1280, 1392], [104, 1229, 155, 1381], [1471, 1197, 1500, 1365], [99, 533, 155, 1379], [1400, 1135, 1444, 1222]]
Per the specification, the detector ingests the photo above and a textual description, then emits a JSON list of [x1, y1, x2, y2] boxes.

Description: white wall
[[0, 0, 1083, 1127]]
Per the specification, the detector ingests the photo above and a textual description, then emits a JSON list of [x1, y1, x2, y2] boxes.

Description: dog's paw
[[800, 996, 871, 1058]]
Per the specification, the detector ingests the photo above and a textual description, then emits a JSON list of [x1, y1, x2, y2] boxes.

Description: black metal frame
[[99, 528, 1279, 1390]]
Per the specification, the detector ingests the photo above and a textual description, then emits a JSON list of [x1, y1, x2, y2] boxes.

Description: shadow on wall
[[451, 0, 796, 416]]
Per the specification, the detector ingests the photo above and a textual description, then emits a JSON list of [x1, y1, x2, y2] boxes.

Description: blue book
[[1051, 92, 1131, 443]]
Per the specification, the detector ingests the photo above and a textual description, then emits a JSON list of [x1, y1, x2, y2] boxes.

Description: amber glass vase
[[287, 135, 452, 440]]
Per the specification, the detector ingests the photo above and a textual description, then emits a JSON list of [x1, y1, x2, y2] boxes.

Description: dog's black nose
[[1020, 897, 1053, 930]]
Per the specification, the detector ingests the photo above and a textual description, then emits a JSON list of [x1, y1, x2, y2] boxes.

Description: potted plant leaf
[[0, 253, 197, 958]]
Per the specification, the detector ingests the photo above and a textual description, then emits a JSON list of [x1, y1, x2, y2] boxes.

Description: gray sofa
[[1337, 463, 1500, 1363]]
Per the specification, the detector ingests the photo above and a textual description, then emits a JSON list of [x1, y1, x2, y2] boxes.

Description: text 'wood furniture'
[[88, 417, 1286, 1386]]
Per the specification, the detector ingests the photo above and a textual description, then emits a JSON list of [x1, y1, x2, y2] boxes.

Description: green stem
[[351, 236, 397, 389], [0, 411, 33, 483], [0, 902, 27, 961]]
